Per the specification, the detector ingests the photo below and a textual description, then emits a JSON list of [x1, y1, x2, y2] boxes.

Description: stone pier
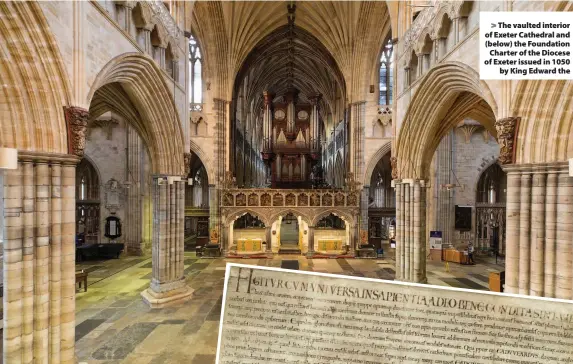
[[141, 177, 193, 307], [503, 162, 573, 300], [3, 152, 78, 364]]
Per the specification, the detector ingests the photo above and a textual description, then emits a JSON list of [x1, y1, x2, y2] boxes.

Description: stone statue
[[390, 157, 398, 180], [184, 152, 192, 176]]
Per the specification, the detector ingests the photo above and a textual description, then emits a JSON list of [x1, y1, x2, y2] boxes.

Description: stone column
[[555, 173, 573, 299], [394, 179, 426, 283], [350, 102, 366, 178], [3, 152, 79, 364], [413, 180, 422, 282], [503, 162, 571, 299], [142, 29, 152, 53], [453, 17, 460, 43], [125, 127, 143, 255], [417, 55, 424, 76], [504, 170, 521, 294], [265, 226, 272, 253], [544, 171, 558, 297], [360, 187, 369, 231], [141, 177, 193, 308], [306, 226, 315, 256], [221, 223, 229, 255], [208, 184, 218, 230], [530, 172, 546, 296], [518, 172, 531, 295], [402, 183, 411, 281], [433, 38, 441, 62], [394, 182, 402, 280]]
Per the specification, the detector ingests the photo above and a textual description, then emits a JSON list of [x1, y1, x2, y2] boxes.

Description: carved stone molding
[[495, 117, 520, 165], [390, 157, 398, 180], [375, 106, 392, 126], [64, 106, 89, 157], [457, 124, 482, 143]]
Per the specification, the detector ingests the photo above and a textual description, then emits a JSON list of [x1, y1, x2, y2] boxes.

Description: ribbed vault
[[190, 1, 391, 103], [235, 25, 346, 121]]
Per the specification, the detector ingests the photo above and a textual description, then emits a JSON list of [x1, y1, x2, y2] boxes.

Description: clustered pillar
[[3, 152, 78, 364], [503, 162, 573, 299], [394, 179, 427, 283], [141, 177, 193, 307]]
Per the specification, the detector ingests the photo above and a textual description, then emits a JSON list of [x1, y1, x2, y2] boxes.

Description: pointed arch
[[269, 209, 311, 227], [0, 1, 72, 153], [395, 62, 498, 179], [363, 141, 392, 185], [511, 79, 573, 164], [311, 209, 355, 227], [87, 53, 185, 175]]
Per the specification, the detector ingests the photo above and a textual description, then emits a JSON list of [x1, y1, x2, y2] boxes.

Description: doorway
[[279, 213, 300, 254]]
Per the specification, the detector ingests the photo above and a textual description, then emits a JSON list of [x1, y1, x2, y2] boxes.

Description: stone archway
[[87, 53, 191, 307], [393, 62, 499, 283]]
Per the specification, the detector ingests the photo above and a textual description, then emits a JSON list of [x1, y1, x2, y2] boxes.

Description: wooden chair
[[76, 270, 88, 292]]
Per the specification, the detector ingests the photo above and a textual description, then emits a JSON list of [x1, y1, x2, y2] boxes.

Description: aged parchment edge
[[215, 262, 573, 364]]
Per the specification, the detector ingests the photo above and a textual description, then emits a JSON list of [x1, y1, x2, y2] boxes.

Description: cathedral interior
[[0, 0, 572, 362]]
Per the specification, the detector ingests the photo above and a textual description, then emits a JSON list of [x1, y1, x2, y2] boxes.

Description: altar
[[236, 238, 263, 252], [316, 239, 344, 252]]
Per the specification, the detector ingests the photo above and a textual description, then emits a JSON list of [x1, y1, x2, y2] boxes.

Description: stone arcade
[[1, 0, 573, 362]]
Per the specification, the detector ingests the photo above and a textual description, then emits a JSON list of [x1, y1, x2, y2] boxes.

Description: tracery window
[[189, 35, 202, 104], [379, 38, 394, 105]]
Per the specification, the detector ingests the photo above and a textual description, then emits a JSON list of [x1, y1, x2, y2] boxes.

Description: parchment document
[[216, 264, 573, 364]]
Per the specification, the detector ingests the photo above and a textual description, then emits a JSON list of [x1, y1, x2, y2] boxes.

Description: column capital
[[64, 106, 89, 157], [494, 116, 520, 165], [501, 161, 568, 174], [17, 150, 81, 165]]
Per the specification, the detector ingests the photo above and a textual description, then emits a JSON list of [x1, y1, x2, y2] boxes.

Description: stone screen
[[216, 263, 573, 364]]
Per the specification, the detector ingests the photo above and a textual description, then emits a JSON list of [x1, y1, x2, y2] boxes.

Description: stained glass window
[[379, 38, 394, 105], [189, 35, 202, 104]]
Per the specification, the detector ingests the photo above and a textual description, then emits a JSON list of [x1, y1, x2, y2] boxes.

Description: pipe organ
[[260, 88, 322, 188]]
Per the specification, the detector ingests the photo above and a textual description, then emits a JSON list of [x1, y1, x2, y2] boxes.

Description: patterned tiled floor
[[74, 254, 504, 363]]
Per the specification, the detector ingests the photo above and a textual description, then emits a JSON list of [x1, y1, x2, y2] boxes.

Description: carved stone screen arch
[[475, 163, 507, 255], [76, 158, 101, 245]]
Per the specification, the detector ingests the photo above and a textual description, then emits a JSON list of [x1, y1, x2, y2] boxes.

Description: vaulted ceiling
[[235, 25, 345, 120], [190, 1, 392, 105]]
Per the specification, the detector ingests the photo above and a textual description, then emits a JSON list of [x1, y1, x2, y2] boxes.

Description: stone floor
[[74, 254, 504, 364]]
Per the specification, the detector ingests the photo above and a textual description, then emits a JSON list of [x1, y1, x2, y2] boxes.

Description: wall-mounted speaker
[[455, 205, 472, 231]]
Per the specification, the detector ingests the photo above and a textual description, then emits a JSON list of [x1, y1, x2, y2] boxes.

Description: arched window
[[189, 35, 202, 105], [379, 38, 394, 105], [76, 159, 101, 245]]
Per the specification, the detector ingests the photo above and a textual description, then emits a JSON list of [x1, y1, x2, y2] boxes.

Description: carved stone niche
[[494, 117, 520, 165], [105, 178, 124, 214]]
